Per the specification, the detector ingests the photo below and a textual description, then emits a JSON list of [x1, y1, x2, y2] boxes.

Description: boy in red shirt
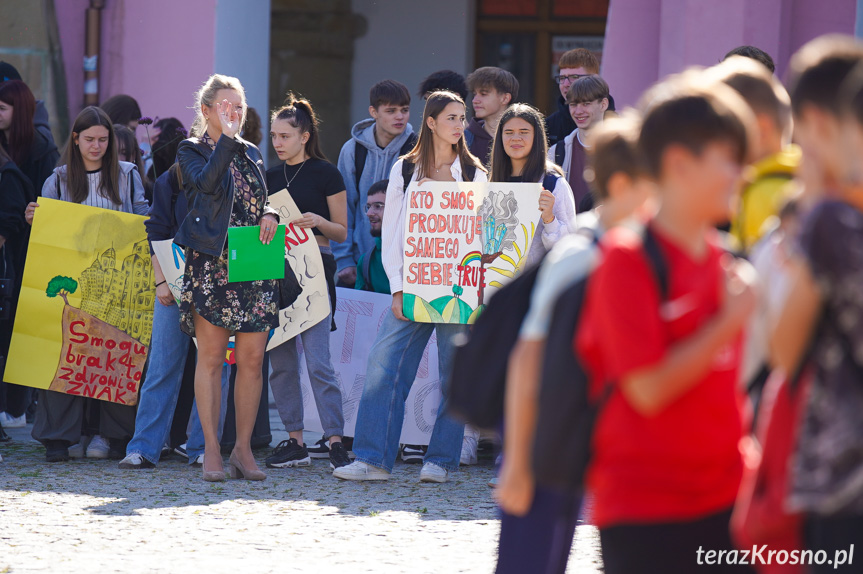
[[577, 76, 758, 573]]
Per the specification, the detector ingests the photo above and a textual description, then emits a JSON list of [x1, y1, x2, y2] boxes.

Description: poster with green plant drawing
[[6, 199, 152, 405]]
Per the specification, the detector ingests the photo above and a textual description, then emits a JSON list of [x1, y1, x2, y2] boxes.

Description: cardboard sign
[[266, 189, 330, 350], [402, 181, 542, 323], [6, 199, 152, 405], [151, 239, 185, 304]]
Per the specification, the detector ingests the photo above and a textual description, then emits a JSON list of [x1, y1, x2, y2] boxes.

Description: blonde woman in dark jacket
[[174, 74, 279, 482]]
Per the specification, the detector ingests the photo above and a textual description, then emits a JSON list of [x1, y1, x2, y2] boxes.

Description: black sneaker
[[108, 439, 127, 460], [45, 440, 70, 462], [400, 444, 426, 464], [265, 438, 311, 468], [118, 453, 155, 469], [329, 441, 351, 470], [307, 436, 330, 459]]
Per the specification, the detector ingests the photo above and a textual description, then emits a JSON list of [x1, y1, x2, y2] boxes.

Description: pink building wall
[[56, 0, 216, 137], [603, 0, 858, 108]]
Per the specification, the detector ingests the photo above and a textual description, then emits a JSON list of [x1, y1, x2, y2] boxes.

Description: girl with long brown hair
[[334, 90, 487, 484], [28, 105, 147, 464]]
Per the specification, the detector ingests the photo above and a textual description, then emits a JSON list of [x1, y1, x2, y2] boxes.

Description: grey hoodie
[[332, 118, 415, 271]]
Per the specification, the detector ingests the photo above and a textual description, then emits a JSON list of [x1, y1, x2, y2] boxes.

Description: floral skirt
[[179, 246, 279, 337]]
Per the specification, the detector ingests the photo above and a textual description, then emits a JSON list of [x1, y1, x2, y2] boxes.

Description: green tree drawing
[[46, 276, 78, 305]]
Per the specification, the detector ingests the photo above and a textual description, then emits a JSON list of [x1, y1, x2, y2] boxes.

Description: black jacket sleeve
[[177, 134, 243, 197], [0, 168, 30, 241]]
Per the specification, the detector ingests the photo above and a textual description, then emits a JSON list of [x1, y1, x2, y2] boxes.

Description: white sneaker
[[420, 462, 448, 483], [118, 453, 154, 469], [332, 460, 391, 481], [86, 435, 110, 459], [460, 425, 480, 466], [68, 435, 90, 458], [192, 454, 204, 465], [0, 412, 26, 428]]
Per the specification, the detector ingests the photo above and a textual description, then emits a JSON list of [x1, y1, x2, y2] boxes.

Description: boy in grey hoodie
[[334, 80, 416, 287]]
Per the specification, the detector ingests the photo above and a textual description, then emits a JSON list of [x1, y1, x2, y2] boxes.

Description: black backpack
[[554, 140, 566, 168], [531, 227, 669, 493], [354, 132, 418, 191], [447, 261, 545, 428], [445, 171, 575, 428]]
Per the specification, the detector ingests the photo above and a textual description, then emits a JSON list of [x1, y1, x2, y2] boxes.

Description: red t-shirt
[[576, 224, 744, 529]]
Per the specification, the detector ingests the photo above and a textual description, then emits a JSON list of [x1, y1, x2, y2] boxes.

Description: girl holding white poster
[[264, 95, 350, 472], [455, 105, 578, 466], [489, 104, 577, 268], [334, 91, 488, 484]]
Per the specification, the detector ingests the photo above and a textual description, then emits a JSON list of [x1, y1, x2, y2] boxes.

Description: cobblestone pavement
[[0, 412, 603, 574]]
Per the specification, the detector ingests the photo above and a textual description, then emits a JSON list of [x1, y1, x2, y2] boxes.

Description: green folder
[[227, 225, 286, 282]]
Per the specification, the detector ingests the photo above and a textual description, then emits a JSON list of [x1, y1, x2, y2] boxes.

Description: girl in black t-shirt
[[264, 95, 351, 471]]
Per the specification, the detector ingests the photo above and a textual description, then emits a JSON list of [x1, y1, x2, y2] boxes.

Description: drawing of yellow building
[[78, 240, 153, 346]]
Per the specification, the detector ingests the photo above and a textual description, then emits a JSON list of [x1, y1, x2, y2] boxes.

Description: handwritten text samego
[[404, 190, 482, 286]]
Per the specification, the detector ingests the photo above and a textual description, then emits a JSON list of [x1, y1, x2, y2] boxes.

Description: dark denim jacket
[[173, 134, 277, 257]]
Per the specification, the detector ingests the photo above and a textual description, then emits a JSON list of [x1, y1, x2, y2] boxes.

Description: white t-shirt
[[519, 212, 603, 340]]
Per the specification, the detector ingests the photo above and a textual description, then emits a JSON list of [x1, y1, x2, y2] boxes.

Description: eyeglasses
[[554, 73, 589, 85], [364, 202, 385, 213]]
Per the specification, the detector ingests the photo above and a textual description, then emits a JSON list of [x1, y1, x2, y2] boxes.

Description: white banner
[[298, 288, 442, 445]]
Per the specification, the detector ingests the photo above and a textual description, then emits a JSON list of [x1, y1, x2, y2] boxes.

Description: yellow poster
[[6, 198, 153, 405]]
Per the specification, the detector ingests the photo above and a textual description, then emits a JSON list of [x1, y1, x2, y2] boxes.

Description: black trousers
[[805, 513, 863, 573], [599, 508, 754, 574], [0, 382, 31, 417], [32, 391, 136, 444]]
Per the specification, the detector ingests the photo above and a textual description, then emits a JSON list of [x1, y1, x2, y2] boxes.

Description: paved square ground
[[0, 411, 602, 573]]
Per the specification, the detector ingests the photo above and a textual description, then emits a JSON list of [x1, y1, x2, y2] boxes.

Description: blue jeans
[[352, 310, 467, 473], [126, 301, 230, 464], [269, 313, 344, 438], [126, 302, 191, 464], [186, 366, 230, 463]]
